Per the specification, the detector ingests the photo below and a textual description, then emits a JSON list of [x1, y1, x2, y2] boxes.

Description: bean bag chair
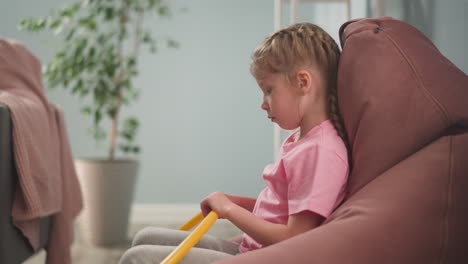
[[214, 17, 468, 264]]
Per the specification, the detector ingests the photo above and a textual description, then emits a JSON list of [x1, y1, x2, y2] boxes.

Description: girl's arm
[[224, 193, 256, 212], [201, 193, 256, 216], [201, 192, 323, 246]]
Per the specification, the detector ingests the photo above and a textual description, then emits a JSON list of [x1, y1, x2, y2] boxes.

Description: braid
[[307, 25, 353, 165], [251, 22, 352, 165], [328, 82, 353, 166]]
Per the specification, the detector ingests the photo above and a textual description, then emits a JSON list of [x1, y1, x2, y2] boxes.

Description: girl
[[119, 22, 349, 264]]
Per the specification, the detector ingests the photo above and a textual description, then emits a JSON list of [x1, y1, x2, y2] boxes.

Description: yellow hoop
[[160, 211, 219, 264], [178, 212, 204, 231]]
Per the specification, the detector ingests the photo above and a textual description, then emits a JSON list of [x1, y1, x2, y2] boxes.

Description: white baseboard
[[130, 203, 200, 225]]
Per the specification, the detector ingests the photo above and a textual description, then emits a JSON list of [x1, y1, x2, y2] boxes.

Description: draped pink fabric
[[0, 38, 82, 264]]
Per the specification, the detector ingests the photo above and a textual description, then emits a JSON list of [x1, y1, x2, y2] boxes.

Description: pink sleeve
[[284, 146, 348, 218]]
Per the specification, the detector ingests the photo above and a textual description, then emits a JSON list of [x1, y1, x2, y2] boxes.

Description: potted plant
[[19, 0, 180, 246]]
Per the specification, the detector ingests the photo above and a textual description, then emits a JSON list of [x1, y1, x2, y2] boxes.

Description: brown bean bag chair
[[214, 17, 468, 264]]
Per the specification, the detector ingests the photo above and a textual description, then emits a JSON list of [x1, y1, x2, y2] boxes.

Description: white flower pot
[[75, 158, 138, 246]]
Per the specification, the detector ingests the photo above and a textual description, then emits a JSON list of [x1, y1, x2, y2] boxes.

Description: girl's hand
[[200, 192, 234, 218]]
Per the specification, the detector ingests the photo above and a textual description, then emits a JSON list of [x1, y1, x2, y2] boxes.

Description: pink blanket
[[0, 38, 83, 263]]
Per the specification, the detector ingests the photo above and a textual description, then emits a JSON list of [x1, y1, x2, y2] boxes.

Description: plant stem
[[108, 3, 129, 161], [109, 110, 118, 160]]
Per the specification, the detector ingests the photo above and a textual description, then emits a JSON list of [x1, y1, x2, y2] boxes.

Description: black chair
[[0, 103, 52, 263]]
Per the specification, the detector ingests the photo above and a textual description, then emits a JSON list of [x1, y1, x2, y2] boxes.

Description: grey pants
[[119, 227, 239, 264]]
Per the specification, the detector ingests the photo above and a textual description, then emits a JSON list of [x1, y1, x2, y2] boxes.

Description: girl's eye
[[266, 88, 272, 94]]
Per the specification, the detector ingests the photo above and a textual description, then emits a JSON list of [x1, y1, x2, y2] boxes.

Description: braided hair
[[250, 23, 351, 164]]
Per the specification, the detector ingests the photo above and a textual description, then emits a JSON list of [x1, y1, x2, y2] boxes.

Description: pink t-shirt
[[238, 120, 349, 253]]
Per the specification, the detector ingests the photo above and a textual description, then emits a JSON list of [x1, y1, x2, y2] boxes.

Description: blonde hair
[[251, 23, 351, 163]]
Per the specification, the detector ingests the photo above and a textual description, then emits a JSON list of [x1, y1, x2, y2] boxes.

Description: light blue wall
[[2, 0, 466, 204], [384, 0, 467, 73], [432, 0, 467, 73], [2, 0, 276, 204]]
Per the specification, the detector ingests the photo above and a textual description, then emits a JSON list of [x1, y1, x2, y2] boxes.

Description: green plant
[[19, 0, 180, 160]]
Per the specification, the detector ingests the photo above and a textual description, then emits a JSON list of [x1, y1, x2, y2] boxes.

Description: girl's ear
[[296, 70, 313, 95]]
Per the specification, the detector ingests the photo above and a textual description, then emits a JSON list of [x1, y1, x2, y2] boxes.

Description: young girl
[[119, 22, 349, 264]]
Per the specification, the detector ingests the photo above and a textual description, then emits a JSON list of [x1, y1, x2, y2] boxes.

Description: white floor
[[24, 204, 242, 264]]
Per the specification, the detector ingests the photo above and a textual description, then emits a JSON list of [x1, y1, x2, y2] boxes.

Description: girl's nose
[[261, 100, 269, 111]]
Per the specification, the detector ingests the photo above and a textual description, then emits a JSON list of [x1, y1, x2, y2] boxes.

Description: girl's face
[[256, 72, 302, 130]]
